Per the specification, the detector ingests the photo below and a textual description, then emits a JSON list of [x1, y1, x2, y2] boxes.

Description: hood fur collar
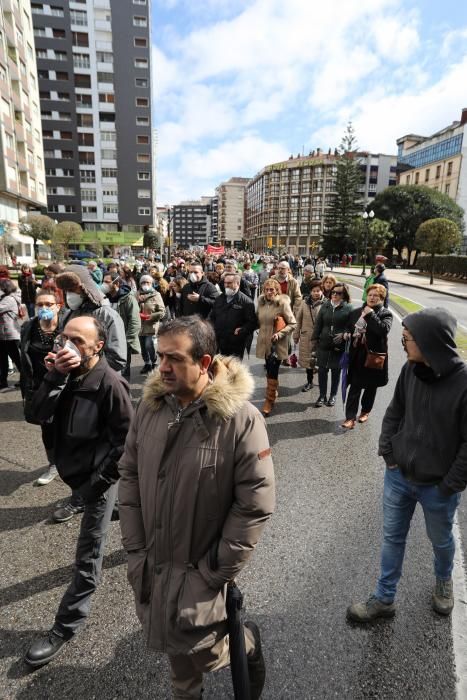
[[142, 355, 254, 420], [258, 293, 289, 307]]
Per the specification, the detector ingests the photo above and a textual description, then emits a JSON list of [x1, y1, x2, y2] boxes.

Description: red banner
[[206, 245, 225, 254]]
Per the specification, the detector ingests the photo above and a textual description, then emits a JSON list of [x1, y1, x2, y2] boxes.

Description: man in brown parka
[[118, 316, 275, 698]]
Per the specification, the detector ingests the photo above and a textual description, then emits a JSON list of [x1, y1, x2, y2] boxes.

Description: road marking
[[452, 518, 467, 699]]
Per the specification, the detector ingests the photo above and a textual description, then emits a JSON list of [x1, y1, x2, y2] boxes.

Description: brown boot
[[262, 378, 278, 417]]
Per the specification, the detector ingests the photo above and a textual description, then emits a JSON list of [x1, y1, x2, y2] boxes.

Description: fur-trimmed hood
[[142, 354, 254, 420], [257, 293, 290, 307], [56, 265, 105, 306]]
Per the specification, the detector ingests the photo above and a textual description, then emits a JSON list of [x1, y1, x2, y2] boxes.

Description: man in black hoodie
[[181, 262, 218, 318], [348, 308, 467, 622]]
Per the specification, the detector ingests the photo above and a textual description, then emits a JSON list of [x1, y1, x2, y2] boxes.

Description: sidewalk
[[330, 266, 467, 299]]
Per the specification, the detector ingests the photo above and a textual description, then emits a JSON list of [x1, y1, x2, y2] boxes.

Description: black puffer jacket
[[181, 277, 219, 318], [30, 357, 133, 501], [209, 291, 258, 357], [379, 308, 467, 494]]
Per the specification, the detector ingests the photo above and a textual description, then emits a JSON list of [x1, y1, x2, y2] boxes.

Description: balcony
[[95, 20, 111, 31]]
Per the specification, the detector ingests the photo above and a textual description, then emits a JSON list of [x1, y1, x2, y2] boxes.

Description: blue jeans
[[139, 334, 156, 366], [375, 468, 460, 603]]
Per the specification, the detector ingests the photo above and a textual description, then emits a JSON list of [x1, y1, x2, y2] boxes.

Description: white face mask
[[101, 282, 111, 295], [141, 284, 152, 292], [66, 291, 83, 310], [189, 272, 199, 283], [225, 287, 237, 297], [175, 292, 181, 299]]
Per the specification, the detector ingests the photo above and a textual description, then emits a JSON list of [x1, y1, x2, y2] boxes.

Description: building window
[[77, 113, 93, 127], [76, 93, 92, 106], [78, 132, 94, 146], [137, 153, 150, 162], [134, 58, 148, 69], [79, 152, 95, 164], [75, 74, 91, 88], [73, 53, 90, 69], [53, 28, 66, 39], [135, 78, 148, 88], [103, 205, 118, 214], [436, 165, 441, 179], [60, 131, 73, 140], [136, 116, 149, 125], [136, 135, 149, 144], [56, 71, 69, 81], [82, 206, 97, 215], [138, 207, 151, 215], [138, 171, 150, 180], [101, 149, 117, 160], [57, 92, 70, 101], [97, 72, 114, 84], [81, 188, 97, 200], [64, 205, 76, 213], [72, 32, 89, 47], [100, 131, 115, 142], [447, 161, 453, 176], [406, 174, 411, 184], [99, 93, 115, 103], [134, 37, 147, 47], [133, 0, 147, 4], [96, 51, 113, 63], [133, 16, 148, 27], [445, 183, 450, 195], [136, 97, 149, 107], [70, 10, 87, 25], [48, 205, 60, 213], [415, 172, 419, 184], [102, 168, 117, 178], [50, 6, 65, 17], [425, 169, 430, 182], [61, 150, 74, 159], [54, 51, 67, 61], [80, 169, 96, 183], [137, 189, 151, 198]]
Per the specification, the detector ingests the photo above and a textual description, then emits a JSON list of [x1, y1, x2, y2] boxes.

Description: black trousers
[[265, 354, 281, 380], [0, 339, 21, 385], [54, 483, 117, 637], [345, 384, 377, 420], [318, 367, 340, 398]]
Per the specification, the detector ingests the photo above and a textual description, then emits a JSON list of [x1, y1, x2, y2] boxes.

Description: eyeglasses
[[401, 337, 416, 347], [331, 290, 343, 296]]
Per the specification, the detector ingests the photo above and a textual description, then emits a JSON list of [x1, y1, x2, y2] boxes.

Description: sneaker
[[24, 629, 69, 667], [432, 578, 454, 615], [35, 465, 58, 486], [326, 395, 336, 407], [245, 621, 266, 700], [347, 595, 396, 623], [314, 396, 326, 407], [53, 500, 85, 523], [301, 382, 313, 392]]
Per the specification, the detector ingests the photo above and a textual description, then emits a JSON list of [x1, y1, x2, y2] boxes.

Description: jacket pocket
[[177, 568, 227, 631], [127, 550, 151, 604], [68, 397, 100, 438]]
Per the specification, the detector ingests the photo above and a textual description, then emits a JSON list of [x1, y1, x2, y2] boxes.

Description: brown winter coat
[[118, 356, 275, 655], [255, 294, 296, 361], [272, 274, 303, 315], [137, 289, 165, 336], [293, 297, 324, 369]]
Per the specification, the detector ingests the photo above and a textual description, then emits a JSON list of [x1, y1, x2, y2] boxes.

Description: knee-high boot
[[262, 378, 278, 417]]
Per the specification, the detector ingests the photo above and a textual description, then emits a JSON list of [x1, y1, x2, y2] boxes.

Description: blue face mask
[[37, 307, 55, 321]]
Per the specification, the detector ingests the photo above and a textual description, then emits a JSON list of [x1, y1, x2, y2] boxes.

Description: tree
[[371, 185, 465, 264], [52, 221, 83, 258], [323, 122, 363, 255], [415, 217, 461, 284], [349, 216, 392, 265], [19, 214, 55, 263]]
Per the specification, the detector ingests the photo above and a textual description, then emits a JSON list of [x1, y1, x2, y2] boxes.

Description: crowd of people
[[1, 249, 467, 698]]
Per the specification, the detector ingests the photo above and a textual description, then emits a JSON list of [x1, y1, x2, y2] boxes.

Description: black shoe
[[53, 500, 85, 523], [24, 629, 69, 667], [245, 621, 266, 700], [140, 364, 151, 374], [301, 382, 312, 392], [326, 395, 336, 407], [314, 396, 326, 407]]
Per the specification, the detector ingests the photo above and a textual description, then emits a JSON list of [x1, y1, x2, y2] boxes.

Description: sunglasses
[[331, 290, 343, 296]]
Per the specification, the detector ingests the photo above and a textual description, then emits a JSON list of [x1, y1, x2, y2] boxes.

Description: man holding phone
[[23, 315, 133, 667]]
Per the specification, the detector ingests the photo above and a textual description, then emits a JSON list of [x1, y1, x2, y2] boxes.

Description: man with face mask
[[102, 271, 141, 380], [24, 315, 133, 667], [181, 262, 219, 318], [209, 273, 258, 359], [219, 260, 252, 298]]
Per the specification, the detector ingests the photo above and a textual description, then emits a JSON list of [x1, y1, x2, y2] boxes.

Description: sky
[[152, 0, 467, 205]]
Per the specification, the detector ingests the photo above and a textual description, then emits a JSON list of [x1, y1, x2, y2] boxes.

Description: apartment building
[[216, 176, 249, 247], [31, 0, 153, 232], [171, 198, 211, 249], [0, 0, 46, 260], [358, 153, 397, 200], [246, 154, 339, 254]]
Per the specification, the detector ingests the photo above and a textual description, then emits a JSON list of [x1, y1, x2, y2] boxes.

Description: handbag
[[364, 338, 387, 370], [274, 315, 287, 333]]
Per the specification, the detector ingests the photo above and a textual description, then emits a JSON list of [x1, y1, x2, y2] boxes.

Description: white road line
[[349, 283, 467, 695]]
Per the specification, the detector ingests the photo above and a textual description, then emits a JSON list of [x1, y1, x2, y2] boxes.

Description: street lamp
[[361, 210, 374, 276]]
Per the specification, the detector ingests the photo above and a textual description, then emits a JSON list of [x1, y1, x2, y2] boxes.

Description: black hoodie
[[378, 307, 467, 494]]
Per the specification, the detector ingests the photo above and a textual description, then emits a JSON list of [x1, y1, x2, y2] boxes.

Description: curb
[[333, 270, 467, 300]]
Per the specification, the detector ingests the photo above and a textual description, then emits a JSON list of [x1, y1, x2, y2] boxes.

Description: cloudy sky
[[152, 0, 467, 205]]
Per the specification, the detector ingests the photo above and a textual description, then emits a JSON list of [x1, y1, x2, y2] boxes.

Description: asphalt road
[[1, 294, 466, 699]]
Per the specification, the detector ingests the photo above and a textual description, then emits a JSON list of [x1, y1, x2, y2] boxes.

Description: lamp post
[[361, 210, 374, 276]]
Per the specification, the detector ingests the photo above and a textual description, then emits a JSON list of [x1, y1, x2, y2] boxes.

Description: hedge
[[417, 255, 467, 278]]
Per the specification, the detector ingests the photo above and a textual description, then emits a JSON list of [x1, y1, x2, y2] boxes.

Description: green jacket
[[311, 300, 352, 370], [115, 288, 141, 354], [362, 274, 376, 302]]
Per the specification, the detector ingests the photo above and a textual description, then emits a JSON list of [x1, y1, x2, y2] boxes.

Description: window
[[42, 111, 53, 121], [78, 132, 94, 146], [447, 161, 453, 176], [133, 0, 147, 4], [36, 48, 47, 59], [40, 90, 51, 99], [138, 171, 150, 180], [102, 168, 117, 178], [63, 169, 74, 177], [59, 112, 71, 121], [61, 150, 74, 159], [81, 188, 97, 200], [5, 132, 14, 149], [43, 149, 54, 158], [75, 74, 91, 88], [57, 92, 70, 101], [99, 112, 115, 122], [53, 28, 66, 39], [73, 53, 90, 68], [79, 151, 95, 164], [101, 149, 117, 160], [103, 204, 118, 214], [137, 153, 150, 163], [50, 6, 65, 17], [80, 169, 96, 183], [138, 189, 151, 198], [31, 4, 44, 14], [82, 206, 97, 215], [76, 93, 92, 106], [415, 172, 419, 184], [445, 184, 450, 195], [133, 16, 148, 27], [96, 51, 113, 63], [137, 135, 149, 144], [99, 93, 114, 103], [60, 131, 73, 140], [134, 58, 148, 69], [61, 187, 75, 196], [406, 174, 411, 184], [70, 10, 87, 25], [48, 205, 59, 213], [134, 37, 148, 47], [136, 116, 149, 126], [38, 69, 49, 80], [425, 168, 430, 182], [138, 207, 151, 215], [436, 165, 441, 179], [135, 78, 148, 88], [136, 97, 148, 107], [97, 72, 114, 84], [34, 27, 46, 37], [72, 32, 89, 47], [100, 131, 115, 142], [64, 205, 76, 213], [54, 51, 67, 61], [103, 188, 117, 197], [42, 130, 53, 139], [56, 71, 68, 81], [77, 113, 93, 127]]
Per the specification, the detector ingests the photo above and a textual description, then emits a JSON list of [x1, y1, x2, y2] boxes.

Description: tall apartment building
[[0, 0, 46, 258], [209, 195, 218, 243], [358, 153, 397, 201], [216, 176, 249, 248], [246, 154, 338, 254], [31, 0, 153, 232], [397, 108, 467, 250], [171, 198, 211, 249]]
